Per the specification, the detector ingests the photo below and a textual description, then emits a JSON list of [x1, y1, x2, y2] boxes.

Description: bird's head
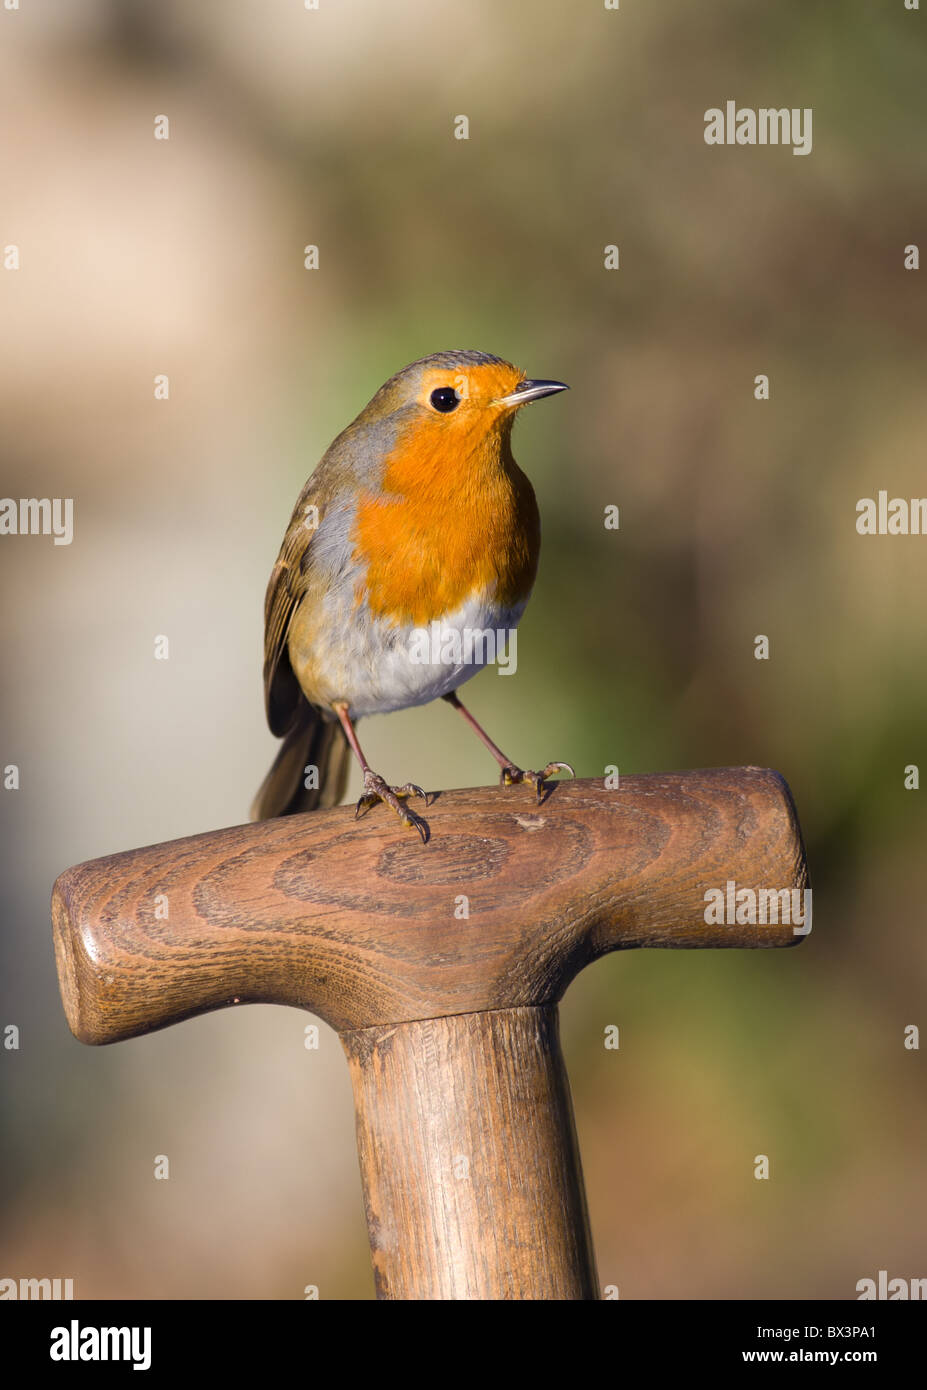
[[359, 350, 569, 443]]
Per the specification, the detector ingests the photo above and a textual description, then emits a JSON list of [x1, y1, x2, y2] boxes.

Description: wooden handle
[[343, 1005, 597, 1299], [52, 768, 808, 1044]]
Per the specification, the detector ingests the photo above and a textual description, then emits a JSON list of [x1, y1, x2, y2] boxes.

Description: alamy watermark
[[1, 1276, 74, 1300], [704, 102, 812, 157], [704, 880, 812, 936], [857, 1270, 926, 1300], [0, 497, 73, 545], [50, 1320, 151, 1371], [856, 492, 927, 535], [408, 622, 517, 675]]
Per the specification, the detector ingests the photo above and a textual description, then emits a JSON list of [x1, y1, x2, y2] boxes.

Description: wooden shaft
[[51, 769, 807, 1044], [342, 1005, 597, 1300], [50, 768, 809, 1302]]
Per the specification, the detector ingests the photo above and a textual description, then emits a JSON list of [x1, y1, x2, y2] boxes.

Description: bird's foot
[[500, 761, 575, 804], [355, 771, 430, 842]]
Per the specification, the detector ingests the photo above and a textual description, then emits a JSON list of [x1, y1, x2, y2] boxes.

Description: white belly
[[320, 591, 527, 718]]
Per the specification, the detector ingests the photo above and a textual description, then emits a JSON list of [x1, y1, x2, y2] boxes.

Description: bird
[[251, 349, 573, 841]]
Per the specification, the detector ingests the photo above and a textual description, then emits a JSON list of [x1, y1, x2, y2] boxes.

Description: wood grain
[[51, 765, 809, 1301], [52, 768, 808, 1045], [342, 1006, 597, 1300]]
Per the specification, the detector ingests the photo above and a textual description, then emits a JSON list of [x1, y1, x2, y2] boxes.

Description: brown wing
[[262, 473, 326, 736]]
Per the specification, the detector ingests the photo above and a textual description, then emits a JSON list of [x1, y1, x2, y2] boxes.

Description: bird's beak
[[493, 379, 570, 408]]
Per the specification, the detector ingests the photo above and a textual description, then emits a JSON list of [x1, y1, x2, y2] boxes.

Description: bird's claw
[[395, 782, 429, 805], [354, 773, 429, 841], [500, 760, 575, 803]]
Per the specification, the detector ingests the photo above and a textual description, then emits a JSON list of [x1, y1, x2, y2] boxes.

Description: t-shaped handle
[[52, 768, 808, 1298]]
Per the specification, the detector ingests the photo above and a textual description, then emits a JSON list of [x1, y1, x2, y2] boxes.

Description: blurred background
[[1, 0, 925, 1299]]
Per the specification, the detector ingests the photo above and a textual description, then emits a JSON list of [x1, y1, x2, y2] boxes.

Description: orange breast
[[353, 414, 540, 626]]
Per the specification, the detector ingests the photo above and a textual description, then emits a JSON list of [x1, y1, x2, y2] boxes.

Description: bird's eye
[[429, 386, 460, 413]]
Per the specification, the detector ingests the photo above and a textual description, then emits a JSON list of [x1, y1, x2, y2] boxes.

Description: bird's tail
[[250, 700, 352, 821]]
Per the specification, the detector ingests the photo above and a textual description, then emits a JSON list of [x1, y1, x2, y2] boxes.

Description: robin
[[251, 349, 573, 841]]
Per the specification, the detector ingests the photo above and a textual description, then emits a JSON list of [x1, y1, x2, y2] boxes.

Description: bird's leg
[[332, 701, 429, 842], [442, 691, 574, 804]]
